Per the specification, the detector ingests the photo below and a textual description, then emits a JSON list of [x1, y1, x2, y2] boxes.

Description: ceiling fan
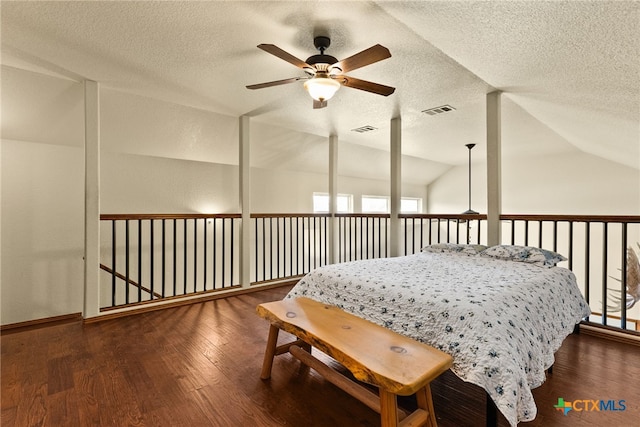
[[246, 36, 395, 109]]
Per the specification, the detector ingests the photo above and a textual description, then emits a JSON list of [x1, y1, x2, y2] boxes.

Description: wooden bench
[[256, 297, 453, 427]]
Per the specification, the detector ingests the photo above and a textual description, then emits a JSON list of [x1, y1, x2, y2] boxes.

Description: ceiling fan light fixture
[[304, 76, 341, 102], [247, 38, 394, 108]]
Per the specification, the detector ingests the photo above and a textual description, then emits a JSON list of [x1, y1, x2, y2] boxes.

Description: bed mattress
[[285, 251, 591, 426]]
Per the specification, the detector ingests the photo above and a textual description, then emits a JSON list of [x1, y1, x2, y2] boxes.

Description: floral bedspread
[[285, 252, 591, 426]]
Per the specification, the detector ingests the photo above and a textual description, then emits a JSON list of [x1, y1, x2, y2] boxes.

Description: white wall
[[101, 89, 239, 166], [1, 140, 85, 323], [1, 67, 86, 324], [428, 148, 640, 215], [251, 167, 326, 213], [101, 152, 240, 214], [503, 151, 639, 214]]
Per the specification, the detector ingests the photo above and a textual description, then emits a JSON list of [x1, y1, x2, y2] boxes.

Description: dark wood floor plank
[[46, 389, 81, 426], [0, 362, 21, 410], [15, 382, 47, 427], [47, 355, 75, 395], [2, 285, 639, 427]]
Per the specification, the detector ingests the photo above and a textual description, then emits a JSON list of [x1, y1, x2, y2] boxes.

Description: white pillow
[[479, 245, 567, 267], [422, 243, 488, 256]]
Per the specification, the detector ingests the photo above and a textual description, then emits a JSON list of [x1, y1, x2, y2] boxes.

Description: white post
[[239, 115, 251, 288], [84, 80, 101, 318], [486, 91, 502, 246], [328, 134, 338, 265], [390, 117, 402, 257]]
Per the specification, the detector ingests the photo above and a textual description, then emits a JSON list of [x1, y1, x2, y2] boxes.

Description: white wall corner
[[84, 80, 101, 318], [486, 91, 502, 246], [239, 115, 251, 288], [390, 116, 402, 257]]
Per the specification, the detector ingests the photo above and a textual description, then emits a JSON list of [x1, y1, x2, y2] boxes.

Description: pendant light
[[462, 143, 478, 215]]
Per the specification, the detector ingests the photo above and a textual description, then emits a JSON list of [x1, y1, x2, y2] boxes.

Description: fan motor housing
[[306, 54, 338, 66], [307, 36, 337, 67]]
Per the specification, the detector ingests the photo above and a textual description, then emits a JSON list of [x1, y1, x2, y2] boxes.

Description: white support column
[[239, 115, 251, 288], [486, 91, 502, 246], [328, 134, 338, 265], [84, 80, 101, 319], [389, 117, 402, 257]]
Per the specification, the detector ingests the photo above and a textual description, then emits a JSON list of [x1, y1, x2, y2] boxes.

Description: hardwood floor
[[2, 285, 639, 427]]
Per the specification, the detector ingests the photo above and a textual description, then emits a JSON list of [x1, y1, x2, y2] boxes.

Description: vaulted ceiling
[[2, 1, 638, 185]]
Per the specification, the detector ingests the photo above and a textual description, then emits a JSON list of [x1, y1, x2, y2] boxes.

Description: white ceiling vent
[[422, 104, 456, 116], [351, 125, 378, 133]]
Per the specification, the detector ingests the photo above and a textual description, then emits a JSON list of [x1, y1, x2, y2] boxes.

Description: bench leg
[[416, 385, 437, 427], [379, 389, 399, 427], [260, 324, 280, 380]]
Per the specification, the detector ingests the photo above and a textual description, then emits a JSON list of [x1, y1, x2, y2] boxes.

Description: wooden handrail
[[254, 213, 640, 222], [500, 214, 640, 223], [251, 213, 331, 218], [100, 213, 241, 220], [399, 213, 486, 220], [337, 213, 391, 218], [101, 213, 640, 222]]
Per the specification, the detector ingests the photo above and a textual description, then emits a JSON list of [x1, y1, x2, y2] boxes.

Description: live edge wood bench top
[[256, 297, 452, 396]]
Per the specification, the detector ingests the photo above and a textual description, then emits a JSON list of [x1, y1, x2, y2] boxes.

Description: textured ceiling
[[2, 1, 638, 183]]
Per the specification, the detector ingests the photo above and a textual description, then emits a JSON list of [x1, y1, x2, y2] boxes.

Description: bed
[[285, 245, 591, 427]]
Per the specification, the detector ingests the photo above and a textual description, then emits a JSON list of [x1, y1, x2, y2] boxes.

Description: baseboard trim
[[1, 282, 297, 330], [84, 280, 296, 324], [580, 323, 640, 346], [1, 312, 83, 334]]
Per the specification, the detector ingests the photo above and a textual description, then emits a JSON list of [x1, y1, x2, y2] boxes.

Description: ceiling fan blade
[[246, 77, 305, 90], [332, 44, 391, 73], [313, 99, 328, 109], [257, 44, 311, 69], [334, 75, 395, 96]]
